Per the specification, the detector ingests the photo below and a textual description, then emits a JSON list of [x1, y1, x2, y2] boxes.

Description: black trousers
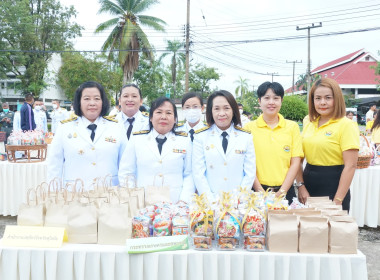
[[303, 163, 350, 211], [261, 185, 296, 206]]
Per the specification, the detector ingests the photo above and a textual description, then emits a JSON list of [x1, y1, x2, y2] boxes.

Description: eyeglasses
[[184, 105, 201, 110]]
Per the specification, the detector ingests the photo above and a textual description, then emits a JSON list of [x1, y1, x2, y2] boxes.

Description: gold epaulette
[[176, 122, 185, 128], [175, 131, 188, 137], [108, 114, 117, 118], [60, 116, 78, 124], [103, 116, 118, 123], [195, 126, 210, 134], [133, 130, 150, 135], [142, 111, 149, 117], [234, 126, 250, 134]]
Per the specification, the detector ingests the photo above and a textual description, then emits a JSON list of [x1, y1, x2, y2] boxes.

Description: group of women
[[47, 78, 359, 210]]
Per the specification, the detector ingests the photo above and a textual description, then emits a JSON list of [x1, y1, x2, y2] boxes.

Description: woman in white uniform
[[118, 97, 195, 203], [47, 81, 127, 189], [176, 92, 206, 141], [192, 90, 256, 201]]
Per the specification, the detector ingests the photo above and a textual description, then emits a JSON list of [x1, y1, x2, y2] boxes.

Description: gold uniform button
[[224, 177, 227, 181], [91, 147, 95, 150], [159, 160, 162, 164], [159, 173, 163, 177], [92, 162, 96, 166], [224, 162, 227, 166]]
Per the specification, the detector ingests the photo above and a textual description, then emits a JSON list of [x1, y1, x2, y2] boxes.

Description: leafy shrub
[[279, 96, 308, 121]]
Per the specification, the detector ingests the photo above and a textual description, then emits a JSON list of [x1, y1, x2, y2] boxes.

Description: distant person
[[139, 105, 147, 112], [50, 99, 68, 134], [346, 111, 360, 134], [20, 93, 36, 131], [0, 102, 14, 142], [115, 84, 149, 140], [109, 99, 120, 116], [12, 111, 21, 132], [33, 99, 48, 133], [366, 103, 376, 123], [238, 103, 250, 127], [366, 111, 378, 134]]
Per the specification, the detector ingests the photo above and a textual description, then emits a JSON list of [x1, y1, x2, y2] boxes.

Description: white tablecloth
[[350, 165, 380, 227], [0, 161, 47, 216], [0, 242, 368, 280]]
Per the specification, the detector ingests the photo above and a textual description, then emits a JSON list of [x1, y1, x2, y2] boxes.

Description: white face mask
[[34, 106, 41, 111], [52, 104, 58, 109], [185, 108, 202, 124], [239, 109, 243, 115]]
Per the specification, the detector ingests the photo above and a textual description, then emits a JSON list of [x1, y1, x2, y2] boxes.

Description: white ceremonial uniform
[[33, 109, 48, 132], [118, 129, 195, 203], [240, 114, 250, 127], [12, 111, 21, 132], [115, 110, 150, 140], [192, 123, 256, 201], [176, 121, 207, 141], [47, 116, 127, 189], [51, 107, 69, 134]]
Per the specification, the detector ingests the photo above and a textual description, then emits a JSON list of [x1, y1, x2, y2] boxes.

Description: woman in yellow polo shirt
[[244, 82, 303, 204], [366, 111, 377, 134], [371, 110, 380, 146], [296, 78, 359, 211]]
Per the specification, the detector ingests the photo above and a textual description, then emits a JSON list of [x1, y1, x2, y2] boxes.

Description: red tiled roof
[[285, 84, 305, 93], [312, 49, 364, 73]]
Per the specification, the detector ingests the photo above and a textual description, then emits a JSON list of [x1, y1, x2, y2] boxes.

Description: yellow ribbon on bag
[[241, 193, 266, 226], [215, 192, 242, 236], [190, 193, 211, 235]]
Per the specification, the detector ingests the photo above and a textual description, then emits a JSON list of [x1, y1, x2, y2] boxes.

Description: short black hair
[[237, 103, 243, 107], [346, 111, 354, 116], [139, 105, 147, 112], [206, 90, 241, 127], [25, 93, 34, 102], [181, 92, 203, 107], [119, 84, 142, 99], [73, 81, 110, 117], [257, 81, 284, 99], [149, 97, 178, 133]]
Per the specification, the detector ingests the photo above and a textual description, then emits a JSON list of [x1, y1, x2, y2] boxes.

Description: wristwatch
[[295, 182, 305, 189]]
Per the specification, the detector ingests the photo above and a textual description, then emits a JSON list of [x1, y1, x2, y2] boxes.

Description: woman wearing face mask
[[192, 90, 256, 202], [118, 97, 194, 203], [177, 92, 206, 142]]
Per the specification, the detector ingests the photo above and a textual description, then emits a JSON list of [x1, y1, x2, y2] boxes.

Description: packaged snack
[[172, 215, 189, 236], [153, 215, 172, 237], [218, 237, 238, 250], [244, 236, 265, 251], [193, 236, 212, 250], [132, 216, 150, 238]]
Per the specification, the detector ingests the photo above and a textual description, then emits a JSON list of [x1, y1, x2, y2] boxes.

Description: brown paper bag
[[145, 175, 170, 206], [17, 188, 44, 226], [44, 189, 74, 230], [329, 216, 358, 254], [124, 175, 145, 209], [299, 216, 329, 253], [321, 210, 348, 217], [128, 195, 139, 218], [267, 213, 298, 252], [292, 210, 322, 223], [67, 200, 98, 244]]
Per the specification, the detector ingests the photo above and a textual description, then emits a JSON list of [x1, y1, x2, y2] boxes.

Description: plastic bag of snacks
[[241, 193, 266, 251], [153, 214, 172, 237], [236, 186, 252, 210], [132, 216, 150, 238], [265, 190, 289, 211], [190, 194, 214, 250], [215, 192, 241, 250]]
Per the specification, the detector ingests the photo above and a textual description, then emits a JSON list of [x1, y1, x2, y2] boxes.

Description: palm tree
[[234, 76, 250, 98], [159, 40, 185, 96], [95, 0, 166, 84]]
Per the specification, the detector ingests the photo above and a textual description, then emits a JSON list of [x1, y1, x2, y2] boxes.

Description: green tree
[[159, 40, 185, 96], [189, 63, 220, 98], [279, 95, 308, 121], [295, 73, 321, 91], [57, 52, 123, 101], [374, 53, 380, 90], [95, 0, 166, 84], [0, 0, 82, 96], [234, 76, 250, 98], [236, 90, 260, 117]]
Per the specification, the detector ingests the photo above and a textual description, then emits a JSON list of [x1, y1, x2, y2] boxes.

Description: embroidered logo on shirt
[[325, 130, 333, 136], [235, 150, 246, 154], [78, 149, 84, 155], [173, 149, 186, 154], [283, 145, 290, 152], [105, 136, 117, 143]]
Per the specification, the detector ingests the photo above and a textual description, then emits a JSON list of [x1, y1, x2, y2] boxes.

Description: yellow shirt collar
[[257, 113, 286, 128], [312, 116, 340, 129]]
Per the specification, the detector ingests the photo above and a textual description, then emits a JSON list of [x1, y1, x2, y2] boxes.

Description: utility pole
[[267, 72, 278, 83], [296, 22, 322, 101], [185, 0, 190, 92], [286, 60, 302, 94]]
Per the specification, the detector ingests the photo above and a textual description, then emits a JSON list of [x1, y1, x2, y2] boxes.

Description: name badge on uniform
[[173, 149, 186, 154], [235, 150, 246, 154], [105, 136, 117, 143], [283, 145, 290, 152]]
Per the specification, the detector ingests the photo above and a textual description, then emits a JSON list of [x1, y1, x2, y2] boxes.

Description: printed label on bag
[[126, 235, 189, 254], [1, 226, 68, 248]]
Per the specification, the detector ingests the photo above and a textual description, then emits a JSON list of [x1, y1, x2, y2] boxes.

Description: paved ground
[[0, 216, 378, 279]]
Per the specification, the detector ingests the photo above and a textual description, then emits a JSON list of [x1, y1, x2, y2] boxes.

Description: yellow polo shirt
[[366, 120, 374, 131], [244, 114, 303, 186], [372, 127, 380, 144], [302, 117, 359, 166]]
